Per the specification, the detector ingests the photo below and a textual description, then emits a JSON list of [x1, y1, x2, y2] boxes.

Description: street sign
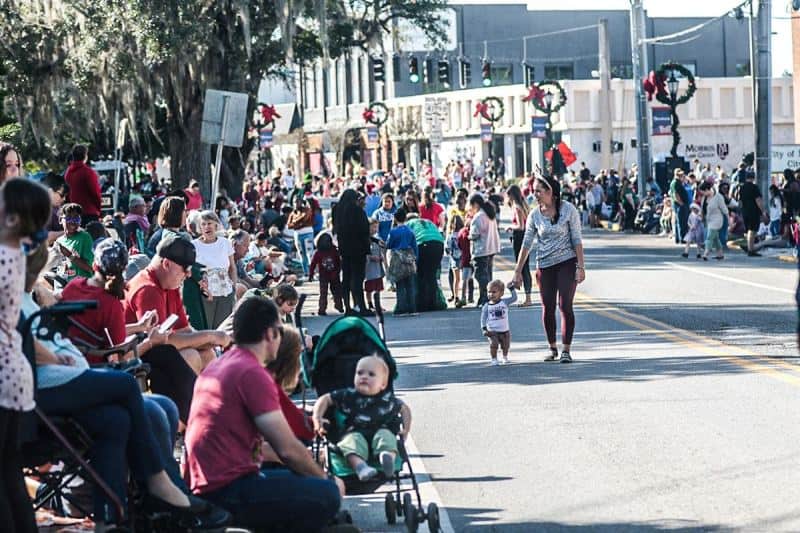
[[531, 116, 547, 139], [259, 129, 273, 150], [652, 107, 671, 136], [480, 124, 493, 143], [367, 126, 379, 145], [771, 144, 800, 171], [200, 89, 250, 148]]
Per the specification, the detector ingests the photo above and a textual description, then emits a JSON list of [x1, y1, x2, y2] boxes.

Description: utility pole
[[629, 0, 652, 195], [598, 18, 613, 172], [754, 0, 772, 200]]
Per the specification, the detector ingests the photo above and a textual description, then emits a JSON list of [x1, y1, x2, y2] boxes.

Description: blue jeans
[[37, 369, 164, 521], [394, 276, 417, 314], [202, 468, 340, 532], [673, 204, 689, 244], [720, 214, 729, 250], [144, 394, 186, 491], [770, 220, 781, 238], [474, 255, 494, 306], [294, 230, 315, 275]]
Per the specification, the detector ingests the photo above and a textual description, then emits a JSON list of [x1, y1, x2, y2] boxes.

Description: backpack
[[387, 248, 416, 282]]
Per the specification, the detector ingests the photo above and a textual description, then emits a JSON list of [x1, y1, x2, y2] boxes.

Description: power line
[[457, 23, 598, 48], [640, 0, 751, 44], [651, 34, 704, 47]]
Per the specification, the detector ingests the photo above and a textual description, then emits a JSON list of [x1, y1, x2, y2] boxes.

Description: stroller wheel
[[427, 503, 440, 533], [385, 492, 397, 524], [403, 493, 418, 533]]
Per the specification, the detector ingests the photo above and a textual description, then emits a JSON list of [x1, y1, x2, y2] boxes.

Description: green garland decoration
[[654, 62, 696, 106], [529, 80, 567, 114], [366, 101, 389, 127], [481, 97, 504, 123]]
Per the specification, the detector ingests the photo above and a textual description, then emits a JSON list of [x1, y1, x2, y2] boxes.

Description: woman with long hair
[[333, 189, 372, 315], [505, 184, 533, 306], [513, 174, 585, 363], [0, 143, 23, 186], [468, 193, 501, 306], [402, 189, 420, 214]]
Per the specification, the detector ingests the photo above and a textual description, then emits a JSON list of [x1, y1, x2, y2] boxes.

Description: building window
[[490, 64, 513, 86], [735, 61, 751, 77], [611, 64, 633, 79], [544, 64, 574, 80]]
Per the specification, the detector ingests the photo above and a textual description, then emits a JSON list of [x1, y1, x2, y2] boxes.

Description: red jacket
[[309, 248, 341, 282], [65, 161, 102, 217]]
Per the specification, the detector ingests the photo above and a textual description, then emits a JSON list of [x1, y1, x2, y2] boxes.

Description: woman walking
[[468, 193, 501, 306], [505, 185, 533, 307], [513, 174, 585, 363], [334, 189, 372, 315], [700, 181, 728, 260]]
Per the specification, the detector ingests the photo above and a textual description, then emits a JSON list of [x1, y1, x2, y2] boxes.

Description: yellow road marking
[[490, 253, 800, 387]]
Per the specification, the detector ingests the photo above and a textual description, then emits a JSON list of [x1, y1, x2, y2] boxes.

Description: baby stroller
[[634, 196, 661, 234], [309, 296, 440, 533]]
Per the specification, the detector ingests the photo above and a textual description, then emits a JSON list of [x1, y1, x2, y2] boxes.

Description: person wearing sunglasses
[[512, 173, 586, 364], [0, 143, 23, 187], [54, 203, 95, 281]]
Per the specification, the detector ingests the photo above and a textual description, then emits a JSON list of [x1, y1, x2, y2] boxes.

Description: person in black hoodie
[[333, 189, 372, 315]]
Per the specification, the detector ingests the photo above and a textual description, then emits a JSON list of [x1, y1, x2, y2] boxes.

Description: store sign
[[685, 144, 720, 160], [531, 116, 547, 139], [652, 107, 671, 136], [259, 129, 273, 150], [480, 124, 493, 143], [772, 144, 800, 171]]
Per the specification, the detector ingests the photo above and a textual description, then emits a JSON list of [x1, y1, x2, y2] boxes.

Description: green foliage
[[0, 0, 448, 178]]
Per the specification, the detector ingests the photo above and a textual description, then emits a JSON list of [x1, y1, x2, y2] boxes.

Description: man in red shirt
[[64, 144, 103, 226], [186, 296, 341, 531], [124, 236, 231, 374]]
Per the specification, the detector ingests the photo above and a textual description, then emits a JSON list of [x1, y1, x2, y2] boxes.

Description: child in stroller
[[312, 355, 412, 481]]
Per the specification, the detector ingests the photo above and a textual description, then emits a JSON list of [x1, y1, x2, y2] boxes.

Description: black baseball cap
[[157, 235, 196, 268]]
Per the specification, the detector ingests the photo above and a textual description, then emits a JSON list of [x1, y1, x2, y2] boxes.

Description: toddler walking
[[446, 215, 464, 307], [364, 220, 385, 312], [682, 203, 705, 259], [309, 232, 343, 315], [480, 279, 517, 365]]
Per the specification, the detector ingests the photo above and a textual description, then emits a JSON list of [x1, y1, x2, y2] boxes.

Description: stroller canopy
[[310, 316, 396, 396]]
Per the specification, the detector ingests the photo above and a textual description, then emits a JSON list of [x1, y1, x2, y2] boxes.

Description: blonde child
[[480, 279, 517, 365], [682, 203, 705, 259], [313, 355, 411, 481], [445, 215, 464, 307]]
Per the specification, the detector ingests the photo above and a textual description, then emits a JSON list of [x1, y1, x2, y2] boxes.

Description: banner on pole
[[259, 129, 273, 150], [480, 124, 493, 143], [652, 107, 672, 136], [531, 116, 547, 139]]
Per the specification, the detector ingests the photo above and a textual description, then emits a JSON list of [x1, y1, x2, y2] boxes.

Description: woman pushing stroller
[[312, 354, 412, 482]]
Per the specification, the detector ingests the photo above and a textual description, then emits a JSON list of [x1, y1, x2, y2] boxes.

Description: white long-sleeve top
[[480, 288, 517, 333]]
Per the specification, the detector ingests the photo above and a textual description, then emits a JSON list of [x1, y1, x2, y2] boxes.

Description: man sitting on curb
[[186, 296, 342, 532], [124, 235, 231, 374]]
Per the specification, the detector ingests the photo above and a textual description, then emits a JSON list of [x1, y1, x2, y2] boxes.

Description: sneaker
[[560, 351, 573, 364], [501, 356, 509, 365], [379, 451, 395, 478], [544, 349, 559, 362], [455, 299, 466, 308], [355, 463, 378, 481], [491, 358, 499, 366], [318, 310, 328, 316]]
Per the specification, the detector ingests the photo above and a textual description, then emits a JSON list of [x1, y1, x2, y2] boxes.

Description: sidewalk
[[598, 220, 798, 264]]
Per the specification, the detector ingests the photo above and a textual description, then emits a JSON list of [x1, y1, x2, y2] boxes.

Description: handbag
[[387, 248, 417, 281]]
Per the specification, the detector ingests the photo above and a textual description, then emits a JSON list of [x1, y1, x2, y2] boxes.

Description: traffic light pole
[[754, 0, 772, 201], [630, 0, 652, 195]]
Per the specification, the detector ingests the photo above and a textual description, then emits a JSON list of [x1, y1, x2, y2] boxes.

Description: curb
[[778, 255, 798, 264]]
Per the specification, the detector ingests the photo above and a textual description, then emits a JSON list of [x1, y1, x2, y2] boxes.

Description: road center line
[[665, 261, 795, 296]]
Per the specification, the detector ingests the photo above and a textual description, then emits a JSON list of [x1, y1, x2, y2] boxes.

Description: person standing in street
[[333, 189, 372, 316], [468, 193, 501, 307], [669, 168, 690, 245], [513, 174, 585, 363], [700, 181, 728, 261], [505, 184, 533, 307], [64, 144, 102, 226], [737, 171, 765, 257]]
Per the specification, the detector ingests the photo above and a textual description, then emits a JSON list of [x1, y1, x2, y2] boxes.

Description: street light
[[544, 91, 555, 150], [667, 71, 679, 101], [666, 69, 681, 159]]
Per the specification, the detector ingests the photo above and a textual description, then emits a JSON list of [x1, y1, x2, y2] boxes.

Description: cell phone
[[158, 314, 179, 334]]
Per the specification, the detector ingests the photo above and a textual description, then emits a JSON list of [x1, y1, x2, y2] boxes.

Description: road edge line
[[404, 434, 455, 533]]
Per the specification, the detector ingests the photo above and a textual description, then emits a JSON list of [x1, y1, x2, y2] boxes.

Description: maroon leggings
[[535, 257, 578, 345]]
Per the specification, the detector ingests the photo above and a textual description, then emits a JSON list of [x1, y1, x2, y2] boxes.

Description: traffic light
[[481, 60, 492, 87], [372, 57, 385, 83], [409, 57, 419, 83], [524, 64, 535, 86], [423, 58, 433, 85], [438, 60, 450, 86], [459, 59, 471, 88], [392, 54, 401, 81]]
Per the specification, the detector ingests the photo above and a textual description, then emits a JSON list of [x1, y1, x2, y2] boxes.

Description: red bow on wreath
[[260, 104, 281, 124], [362, 107, 375, 123], [642, 71, 666, 102], [522, 85, 545, 105], [473, 101, 488, 119]]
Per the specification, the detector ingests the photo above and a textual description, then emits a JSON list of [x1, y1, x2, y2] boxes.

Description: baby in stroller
[[312, 354, 412, 481]]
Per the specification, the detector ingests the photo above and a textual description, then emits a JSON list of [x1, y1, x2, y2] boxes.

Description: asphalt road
[[302, 228, 799, 532]]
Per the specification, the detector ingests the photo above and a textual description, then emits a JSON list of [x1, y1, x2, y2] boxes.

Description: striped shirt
[[521, 201, 583, 269]]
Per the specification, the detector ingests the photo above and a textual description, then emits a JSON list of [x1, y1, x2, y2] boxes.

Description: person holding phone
[[54, 203, 94, 281]]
